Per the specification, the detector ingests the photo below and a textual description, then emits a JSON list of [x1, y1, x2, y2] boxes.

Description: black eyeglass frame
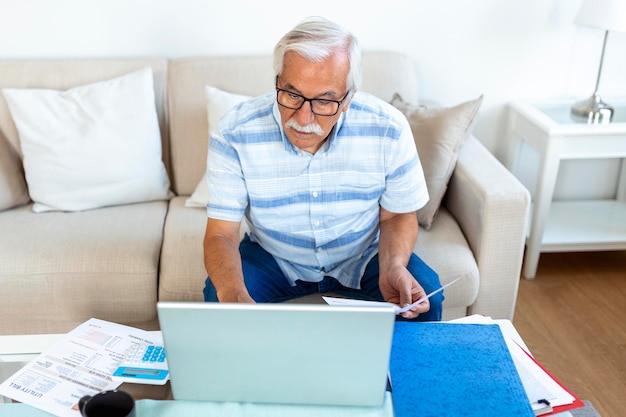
[[275, 82, 351, 117]]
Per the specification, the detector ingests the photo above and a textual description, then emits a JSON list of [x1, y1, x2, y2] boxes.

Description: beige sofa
[[0, 52, 530, 335]]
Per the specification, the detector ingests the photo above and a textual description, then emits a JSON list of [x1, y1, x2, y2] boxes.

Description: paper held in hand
[[323, 275, 464, 314]]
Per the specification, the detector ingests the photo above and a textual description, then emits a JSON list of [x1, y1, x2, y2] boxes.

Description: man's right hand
[[217, 287, 256, 303]]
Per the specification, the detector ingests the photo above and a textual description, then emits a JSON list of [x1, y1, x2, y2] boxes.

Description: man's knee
[[203, 277, 218, 302], [424, 291, 443, 321], [406, 254, 443, 321]]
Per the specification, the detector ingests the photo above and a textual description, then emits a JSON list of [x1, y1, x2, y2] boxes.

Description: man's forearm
[[377, 209, 425, 317], [378, 209, 418, 274], [203, 219, 251, 302]]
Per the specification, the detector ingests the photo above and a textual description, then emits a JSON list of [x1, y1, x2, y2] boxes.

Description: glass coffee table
[[0, 325, 576, 417]]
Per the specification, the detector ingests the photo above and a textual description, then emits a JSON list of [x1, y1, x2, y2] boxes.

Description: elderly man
[[203, 16, 442, 321]]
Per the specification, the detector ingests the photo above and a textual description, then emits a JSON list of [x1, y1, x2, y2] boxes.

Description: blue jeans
[[204, 235, 443, 321]]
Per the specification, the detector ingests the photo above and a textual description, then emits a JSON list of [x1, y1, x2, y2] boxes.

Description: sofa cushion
[[167, 57, 276, 197], [0, 131, 29, 211], [160, 197, 208, 302], [168, 53, 419, 197], [391, 94, 483, 229], [414, 208, 479, 312], [2, 67, 171, 212], [185, 86, 251, 208], [0, 201, 167, 334]]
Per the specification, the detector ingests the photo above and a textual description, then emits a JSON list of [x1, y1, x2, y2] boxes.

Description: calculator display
[[123, 368, 162, 376]]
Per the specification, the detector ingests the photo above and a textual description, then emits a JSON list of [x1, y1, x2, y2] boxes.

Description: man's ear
[[342, 90, 356, 113]]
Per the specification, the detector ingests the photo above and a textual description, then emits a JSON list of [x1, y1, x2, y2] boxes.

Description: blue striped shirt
[[206, 91, 428, 289]]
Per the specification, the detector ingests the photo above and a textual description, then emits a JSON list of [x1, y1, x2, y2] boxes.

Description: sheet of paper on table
[[0, 318, 162, 417]]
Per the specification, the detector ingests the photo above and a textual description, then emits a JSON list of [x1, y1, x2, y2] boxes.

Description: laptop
[[156, 301, 395, 407]]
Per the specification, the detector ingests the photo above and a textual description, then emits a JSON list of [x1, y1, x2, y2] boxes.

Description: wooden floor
[[512, 251, 626, 417]]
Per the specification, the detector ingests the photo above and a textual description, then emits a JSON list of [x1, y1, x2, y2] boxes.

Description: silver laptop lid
[[156, 301, 395, 407]]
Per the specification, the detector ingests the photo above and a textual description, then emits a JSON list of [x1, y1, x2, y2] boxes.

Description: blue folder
[[390, 322, 535, 417]]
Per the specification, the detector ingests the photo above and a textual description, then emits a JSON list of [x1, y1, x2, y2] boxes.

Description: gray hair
[[273, 16, 362, 92]]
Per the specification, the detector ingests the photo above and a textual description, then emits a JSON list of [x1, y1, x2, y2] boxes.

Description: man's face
[[276, 50, 352, 154]]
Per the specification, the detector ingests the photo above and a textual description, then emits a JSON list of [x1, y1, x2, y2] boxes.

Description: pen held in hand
[[395, 275, 463, 315]]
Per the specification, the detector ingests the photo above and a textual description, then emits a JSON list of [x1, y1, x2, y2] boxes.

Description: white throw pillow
[[185, 86, 251, 208], [2, 68, 171, 212]]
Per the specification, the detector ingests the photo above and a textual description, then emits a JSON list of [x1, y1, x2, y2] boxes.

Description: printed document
[[0, 318, 160, 417]]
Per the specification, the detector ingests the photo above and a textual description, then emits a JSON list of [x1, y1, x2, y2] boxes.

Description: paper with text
[[0, 318, 161, 417]]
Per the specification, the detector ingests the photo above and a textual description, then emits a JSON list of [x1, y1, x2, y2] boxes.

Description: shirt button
[[314, 220, 320, 227], [312, 191, 319, 198]]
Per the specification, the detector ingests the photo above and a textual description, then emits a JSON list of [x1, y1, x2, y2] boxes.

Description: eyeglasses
[[276, 86, 351, 116]]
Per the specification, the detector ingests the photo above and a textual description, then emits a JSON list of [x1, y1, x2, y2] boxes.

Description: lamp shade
[[575, 0, 626, 32]]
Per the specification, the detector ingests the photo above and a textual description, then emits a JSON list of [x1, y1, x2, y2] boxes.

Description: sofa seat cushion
[[0, 201, 168, 335], [414, 207, 479, 312], [159, 197, 207, 302]]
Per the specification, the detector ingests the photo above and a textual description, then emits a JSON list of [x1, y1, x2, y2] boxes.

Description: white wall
[[1, 0, 625, 198]]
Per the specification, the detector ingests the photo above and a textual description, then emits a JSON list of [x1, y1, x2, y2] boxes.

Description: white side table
[[505, 100, 626, 279]]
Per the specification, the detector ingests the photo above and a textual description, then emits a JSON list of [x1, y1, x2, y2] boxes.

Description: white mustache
[[285, 118, 324, 136]]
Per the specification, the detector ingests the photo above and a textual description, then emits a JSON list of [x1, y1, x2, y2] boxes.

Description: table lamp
[[571, 0, 626, 123]]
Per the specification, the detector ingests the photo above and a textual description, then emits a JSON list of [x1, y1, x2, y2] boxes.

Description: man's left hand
[[379, 262, 429, 319]]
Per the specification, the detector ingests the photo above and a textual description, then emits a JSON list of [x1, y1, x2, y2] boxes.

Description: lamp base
[[571, 94, 614, 124]]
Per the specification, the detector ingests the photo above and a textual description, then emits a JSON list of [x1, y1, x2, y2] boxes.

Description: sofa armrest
[[444, 136, 530, 320]]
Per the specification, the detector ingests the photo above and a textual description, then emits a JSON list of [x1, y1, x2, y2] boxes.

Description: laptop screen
[[157, 301, 395, 407]]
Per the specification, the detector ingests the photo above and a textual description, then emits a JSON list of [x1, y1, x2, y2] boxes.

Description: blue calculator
[[112, 344, 169, 385]]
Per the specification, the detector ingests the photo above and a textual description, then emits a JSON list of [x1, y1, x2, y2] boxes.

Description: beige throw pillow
[[391, 94, 483, 229]]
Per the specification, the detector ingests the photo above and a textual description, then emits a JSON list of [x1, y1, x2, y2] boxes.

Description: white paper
[[509, 340, 575, 410], [0, 318, 161, 417], [321, 297, 397, 309], [323, 275, 463, 315]]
